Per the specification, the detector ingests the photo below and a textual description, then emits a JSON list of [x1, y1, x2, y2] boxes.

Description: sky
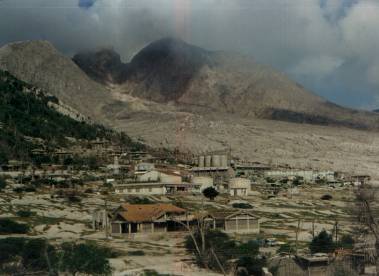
[[0, 0, 378, 110]]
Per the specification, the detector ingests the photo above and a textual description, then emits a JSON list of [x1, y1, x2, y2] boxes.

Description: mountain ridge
[[73, 37, 379, 130]]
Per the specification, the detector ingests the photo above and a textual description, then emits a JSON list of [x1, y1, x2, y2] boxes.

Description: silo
[[205, 155, 212, 167], [212, 155, 221, 167], [221, 155, 228, 167], [198, 156, 205, 168]]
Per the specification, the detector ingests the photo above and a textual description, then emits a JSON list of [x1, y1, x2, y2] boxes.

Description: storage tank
[[229, 178, 251, 189], [198, 156, 205, 168], [205, 155, 212, 167], [212, 155, 221, 167], [221, 155, 228, 167], [192, 176, 214, 192]]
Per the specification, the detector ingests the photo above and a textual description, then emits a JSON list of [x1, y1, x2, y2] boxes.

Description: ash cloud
[[0, 0, 378, 109]]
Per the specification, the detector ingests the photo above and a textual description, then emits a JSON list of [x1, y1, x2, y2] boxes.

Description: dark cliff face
[[73, 49, 129, 85], [126, 37, 214, 102], [70, 38, 379, 130], [73, 38, 215, 102]]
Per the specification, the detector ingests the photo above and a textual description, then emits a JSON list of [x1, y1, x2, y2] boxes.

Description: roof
[[116, 203, 186, 223], [208, 210, 259, 220]]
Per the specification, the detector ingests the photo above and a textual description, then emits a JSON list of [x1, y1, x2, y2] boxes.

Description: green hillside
[[0, 70, 143, 165]]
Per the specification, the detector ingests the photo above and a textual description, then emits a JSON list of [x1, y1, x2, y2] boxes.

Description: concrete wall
[[115, 186, 166, 195], [137, 170, 160, 182]]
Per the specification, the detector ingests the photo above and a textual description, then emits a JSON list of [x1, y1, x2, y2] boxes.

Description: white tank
[[221, 155, 228, 167], [205, 155, 212, 167], [229, 178, 251, 189], [212, 155, 221, 167], [192, 176, 214, 191], [198, 156, 205, 168]]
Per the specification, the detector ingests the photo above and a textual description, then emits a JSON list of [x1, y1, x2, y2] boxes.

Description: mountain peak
[[73, 48, 129, 84]]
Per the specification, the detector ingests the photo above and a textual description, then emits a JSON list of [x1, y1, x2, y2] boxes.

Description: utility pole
[[104, 199, 109, 239], [334, 220, 339, 243], [295, 218, 301, 255]]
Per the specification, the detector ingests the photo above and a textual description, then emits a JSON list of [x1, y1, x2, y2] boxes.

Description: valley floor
[[0, 184, 356, 275]]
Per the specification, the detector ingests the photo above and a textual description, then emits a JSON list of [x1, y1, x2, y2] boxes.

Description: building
[[206, 210, 260, 234], [94, 205, 261, 238], [109, 203, 190, 235], [134, 163, 155, 175], [114, 182, 200, 195], [229, 178, 251, 197]]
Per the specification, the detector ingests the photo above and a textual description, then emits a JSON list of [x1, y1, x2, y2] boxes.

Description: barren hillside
[[1, 39, 379, 179]]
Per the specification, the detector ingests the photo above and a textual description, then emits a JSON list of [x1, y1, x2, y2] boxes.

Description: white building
[[229, 178, 251, 197]]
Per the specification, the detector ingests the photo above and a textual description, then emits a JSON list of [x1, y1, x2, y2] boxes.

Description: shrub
[[127, 250, 145, 256], [0, 218, 30, 234], [60, 242, 112, 275], [309, 230, 335, 254], [185, 229, 265, 274], [0, 238, 57, 274], [202, 187, 219, 201], [277, 243, 295, 255], [128, 197, 153, 204], [0, 177, 6, 190], [16, 210, 35, 218], [321, 194, 333, 200], [232, 203, 253, 209], [338, 234, 354, 249]]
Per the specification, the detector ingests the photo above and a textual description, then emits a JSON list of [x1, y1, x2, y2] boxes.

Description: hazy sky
[[0, 0, 378, 109]]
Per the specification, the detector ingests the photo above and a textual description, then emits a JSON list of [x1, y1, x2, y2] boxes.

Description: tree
[[0, 238, 57, 275], [0, 219, 30, 234], [309, 230, 335, 254], [0, 177, 6, 190], [277, 243, 295, 255], [338, 234, 354, 249], [202, 187, 219, 201], [60, 242, 112, 276], [185, 228, 265, 275]]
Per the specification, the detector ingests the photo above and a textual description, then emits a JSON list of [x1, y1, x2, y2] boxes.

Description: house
[[95, 205, 261, 238], [136, 170, 182, 184], [229, 178, 251, 197], [109, 203, 191, 235], [114, 182, 199, 195], [205, 210, 260, 234]]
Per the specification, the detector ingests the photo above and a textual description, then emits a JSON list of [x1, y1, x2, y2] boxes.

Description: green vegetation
[[127, 250, 146, 256], [185, 229, 265, 275], [60, 242, 113, 275], [202, 186, 219, 201], [142, 270, 171, 276], [277, 243, 295, 255], [0, 218, 30, 234], [321, 194, 333, 200], [337, 234, 355, 249], [127, 196, 154, 204], [232, 202, 253, 209], [309, 230, 335, 254], [0, 238, 58, 274], [0, 238, 114, 275], [0, 70, 144, 166], [0, 177, 6, 190], [16, 210, 35, 218]]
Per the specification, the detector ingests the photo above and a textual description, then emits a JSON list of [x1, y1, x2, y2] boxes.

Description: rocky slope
[[0, 40, 111, 122], [75, 37, 379, 130], [2, 39, 379, 178]]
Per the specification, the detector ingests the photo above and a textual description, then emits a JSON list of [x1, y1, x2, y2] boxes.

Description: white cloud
[[0, 0, 378, 107]]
